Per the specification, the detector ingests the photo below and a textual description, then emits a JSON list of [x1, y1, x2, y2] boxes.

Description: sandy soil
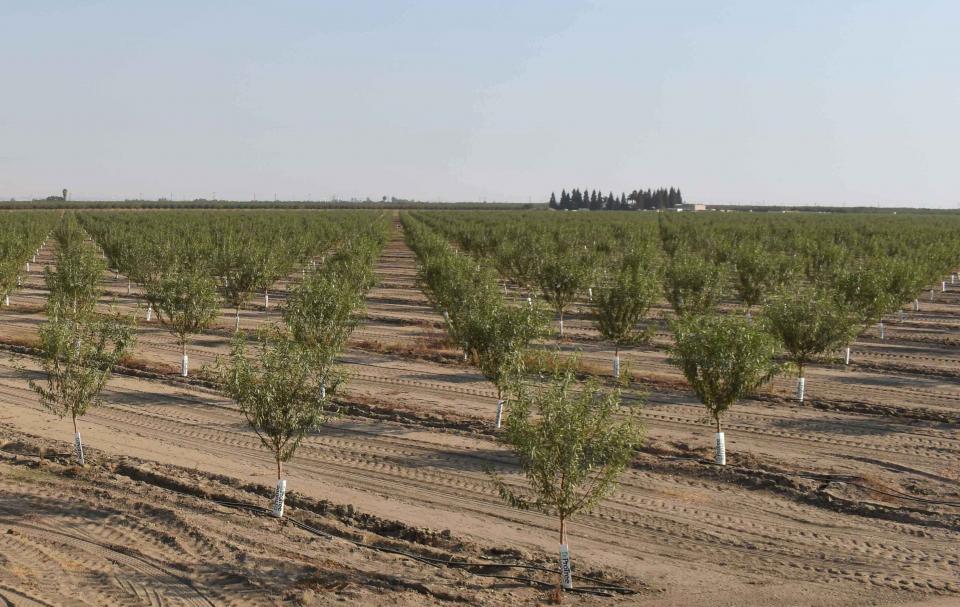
[[0, 221, 957, 606], [0, 425, 641, 607]]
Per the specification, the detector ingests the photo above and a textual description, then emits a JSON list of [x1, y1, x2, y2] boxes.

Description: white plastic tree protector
[[272, 479, 287, 518], [715, 432, 726, 465], [25, 262, 30, 272], [943, 281, 947, 292], [495, 400, 504, 428], [845, 347, 851, 365], [319, 384, 326, 399], [797, 377, 806, 402], [146, 304, 153, 321], [613, 354, 621, 378], [879, 321, 884, 339], [559, 544, 573, 590], [527, 297, 532, 308], [915, 299, 919, 311], [126, 281, 132, 296], [74, 432, 85, 465], [559, 318, 564, 337], [264, 291, 269, 309], [588, 287, 593, 301], [181, 354, 189, 377]]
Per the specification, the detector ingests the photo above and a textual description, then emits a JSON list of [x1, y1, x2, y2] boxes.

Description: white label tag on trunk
[[559, 544, 573, 589], [74, 432, 85, 465], [272, 479, 287, 518]]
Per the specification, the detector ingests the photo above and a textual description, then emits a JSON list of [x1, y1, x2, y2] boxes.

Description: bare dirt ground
[[0, 223, 958, 606]]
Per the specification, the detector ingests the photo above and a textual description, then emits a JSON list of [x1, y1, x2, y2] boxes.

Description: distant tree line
[[549, 187, 683, 211]]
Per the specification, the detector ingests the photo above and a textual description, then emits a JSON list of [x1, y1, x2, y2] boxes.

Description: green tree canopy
[[669, 314, 781, 435], [490, 357, 643, 595]]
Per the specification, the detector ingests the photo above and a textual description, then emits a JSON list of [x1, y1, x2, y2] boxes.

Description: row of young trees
[[419, 211, 958, 391], [79, 211, 377, 376], [548, 187, 684, 211], [412, 209, 960, 468], [26, 211, 389, 521], [403, 212, 643, 596], [0, 211, 59, 306]]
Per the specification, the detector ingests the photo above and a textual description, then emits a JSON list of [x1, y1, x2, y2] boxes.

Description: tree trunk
[[714, 415, 726, 465], [558, 515, 572, 595], [272, 456, 286, 518], [72, 414, 84, 465]]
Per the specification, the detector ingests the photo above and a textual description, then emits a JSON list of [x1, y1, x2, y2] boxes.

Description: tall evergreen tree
[[571, 189, 582, 209], [549, 192, 558, 209]]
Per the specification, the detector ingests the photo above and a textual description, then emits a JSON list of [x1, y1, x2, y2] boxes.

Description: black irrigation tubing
[[658, 455, 960, 508], [188, 492, 638, 596]]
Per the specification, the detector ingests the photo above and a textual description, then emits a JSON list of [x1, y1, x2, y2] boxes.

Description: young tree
[[31, 309, 136, 465], [461, 301, 547, 427], [499, 238, 543, 300], [283, 270, 363, 396], [45, 218, 106, 317], [731, 244, 795, 316], [149, 267, 220, 377], [832, 259, 902, 340], [536, 246, 594, 337], [489, 358, 643, 599], [662, 252, 727, 317], [215, 233, 269, 330], [669, 314, 780, 465], [31, 234, 136, 465], [763, 286, 859, 402], [218, 328, 330, 517], [593, 254, 660, 377]]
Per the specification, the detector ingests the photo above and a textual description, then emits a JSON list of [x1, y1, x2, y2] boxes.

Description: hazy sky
[[1, 1, 958, 206]]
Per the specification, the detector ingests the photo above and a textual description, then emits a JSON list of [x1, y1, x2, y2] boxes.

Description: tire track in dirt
[[1, 366, 958, 596]]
